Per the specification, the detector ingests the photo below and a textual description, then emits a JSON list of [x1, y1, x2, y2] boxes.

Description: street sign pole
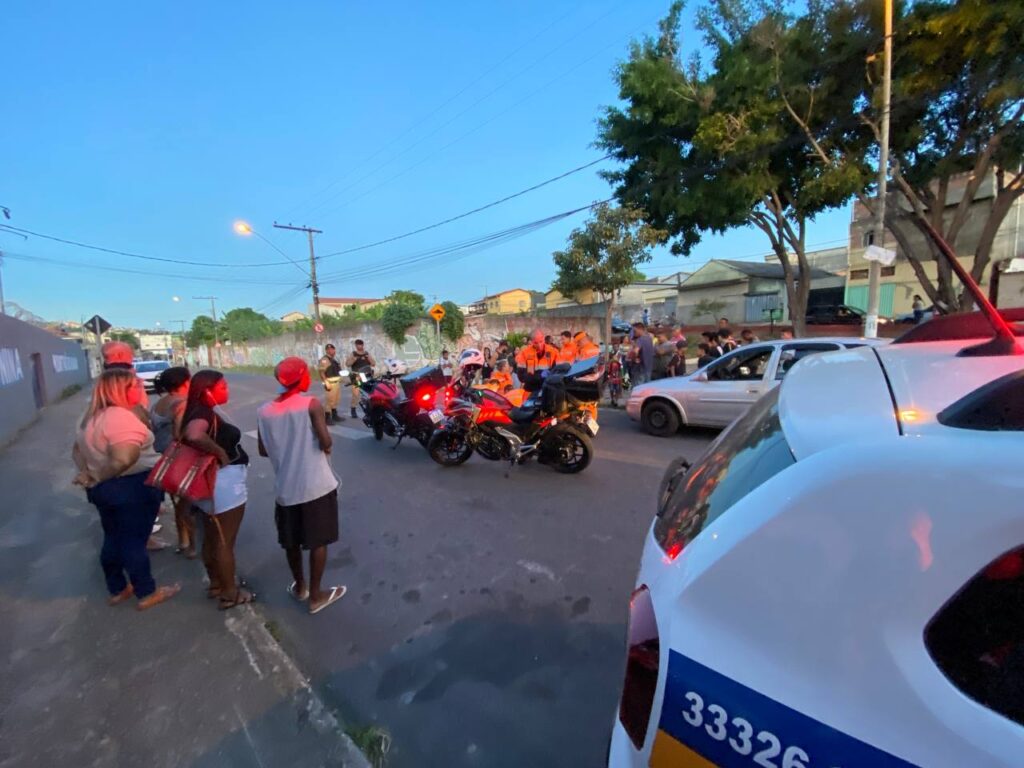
[[427, 304, 446, 362]]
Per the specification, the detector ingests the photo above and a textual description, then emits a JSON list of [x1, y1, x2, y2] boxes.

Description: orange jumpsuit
[[557, 341, 578, 364], [516, 344, 559, 374]]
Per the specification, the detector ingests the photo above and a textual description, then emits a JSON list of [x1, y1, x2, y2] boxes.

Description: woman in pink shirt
[[73, 369, 180, 611]]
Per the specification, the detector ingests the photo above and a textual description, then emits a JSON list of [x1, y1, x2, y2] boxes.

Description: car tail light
[[618, 585, 660, 750]]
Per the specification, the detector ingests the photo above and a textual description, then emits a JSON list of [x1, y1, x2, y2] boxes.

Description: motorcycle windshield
[[565, 355, 603, 381]]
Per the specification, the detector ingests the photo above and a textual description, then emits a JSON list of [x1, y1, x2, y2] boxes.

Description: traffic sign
[[313, 322, 325, 334], [428, 304, 446, 323], [85, 314, 111, 336]]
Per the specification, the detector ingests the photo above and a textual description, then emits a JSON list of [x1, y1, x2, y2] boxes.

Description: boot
[[350, 407, 358, 419], [324, 411, 334, 426], [332, 409, 344, 422]]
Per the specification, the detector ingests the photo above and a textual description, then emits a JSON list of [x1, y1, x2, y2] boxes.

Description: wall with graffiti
[[186, 314, 604, 372]]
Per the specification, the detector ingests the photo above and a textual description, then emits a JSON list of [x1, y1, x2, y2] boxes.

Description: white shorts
[[197, 464, 248, 515]]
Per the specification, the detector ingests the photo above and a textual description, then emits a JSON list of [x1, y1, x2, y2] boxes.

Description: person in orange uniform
[[515, 330, 559, 378], [574, 330, 601, 361], [557, 330, 577, 364]]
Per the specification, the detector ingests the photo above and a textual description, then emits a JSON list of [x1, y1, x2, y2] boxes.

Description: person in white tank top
[[257, 357, 346, 615]]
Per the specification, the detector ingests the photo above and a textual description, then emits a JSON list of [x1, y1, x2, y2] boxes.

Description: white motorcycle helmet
[[458, 348, 484, 369], [384, 358, 408, 376]]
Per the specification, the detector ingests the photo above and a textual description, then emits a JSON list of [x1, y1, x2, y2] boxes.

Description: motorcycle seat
[[508, 406, 538, 424]]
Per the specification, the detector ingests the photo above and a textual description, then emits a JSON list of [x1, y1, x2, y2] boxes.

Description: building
[[467, 288, 543, 316], [317, 297, 385, 317], [844, 171, 1024, 316], [280, 311, 306, 323], [675, 259, 839, 325], [138, 332, 174, 359]]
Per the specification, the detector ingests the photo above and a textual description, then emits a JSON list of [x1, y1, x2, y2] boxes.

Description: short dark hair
[[632, 322, 646, 330], [154, 366, 191, 394], [676, 340, 687, 350], [719, 317, 729, 323], [718, 328, 733, 339], [741, 328, 754, 337], [698, 342, 710, 353], [701, 330, 717, 339], [354, 339, 364, 345], [561, 330, 572, 339], [442, 348, 449, 354]]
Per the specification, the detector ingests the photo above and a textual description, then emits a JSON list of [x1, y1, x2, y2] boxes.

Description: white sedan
[[134, 359, 171, 392], [626, 338, 886, 436]]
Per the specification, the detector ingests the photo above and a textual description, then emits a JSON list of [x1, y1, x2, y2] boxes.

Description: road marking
[[516, 560, 558, 582]]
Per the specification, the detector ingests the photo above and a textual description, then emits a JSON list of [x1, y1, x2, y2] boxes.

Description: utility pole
[[193, 296, 219, 366], [0, 250, 6, 316], [865, 0, 893, 339], [170, 320, 187, 364], [273, 223, 323, 324]]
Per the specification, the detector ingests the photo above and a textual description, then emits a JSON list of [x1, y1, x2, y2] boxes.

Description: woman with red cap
[[257, 357, 346, 615]]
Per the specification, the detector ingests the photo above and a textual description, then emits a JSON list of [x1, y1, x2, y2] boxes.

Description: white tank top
[[256, 394, 339, 506]]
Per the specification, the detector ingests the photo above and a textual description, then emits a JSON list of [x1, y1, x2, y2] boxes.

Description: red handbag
[[146, 440, 218, 501]]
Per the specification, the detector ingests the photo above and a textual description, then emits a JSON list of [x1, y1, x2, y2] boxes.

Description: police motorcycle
[[427, 354, 603, 475], [357, 358, 447, 448]]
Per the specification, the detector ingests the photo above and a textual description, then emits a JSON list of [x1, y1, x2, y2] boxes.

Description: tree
[[381, 302, 419, 345], [599, 2, 866, 336], [552, 203, 666, 344], [185, 315, 218, 348], [771, 0, 1024, 312], [438, 301, 465, 342], [386, 290, 426, 311], [219, 307, 280, 343], [109, 331, 140, 350]]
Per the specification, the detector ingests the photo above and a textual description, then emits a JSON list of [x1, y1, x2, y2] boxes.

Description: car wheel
[[641, 400, 680, 437]]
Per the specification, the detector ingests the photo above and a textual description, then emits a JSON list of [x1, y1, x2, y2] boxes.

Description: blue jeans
[[87, 471, 162, 599]]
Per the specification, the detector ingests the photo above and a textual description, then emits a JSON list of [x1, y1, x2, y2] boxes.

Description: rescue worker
[[489, 360, 514, 393], [515, 330, 559, 382], [574, 330, 600, 360], [318, 343, 344, 425], [345, 339, 375, 419], [557, 330, 577, 364]]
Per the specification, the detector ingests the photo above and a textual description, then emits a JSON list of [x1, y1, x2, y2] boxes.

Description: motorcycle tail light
[[420, 390, 433, 404], [618, 585, 660, 750]]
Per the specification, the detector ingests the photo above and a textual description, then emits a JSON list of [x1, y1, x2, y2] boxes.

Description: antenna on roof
[[918, 218, 1022, 358]]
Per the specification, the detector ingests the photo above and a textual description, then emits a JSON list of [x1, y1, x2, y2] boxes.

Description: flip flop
[[218, 588, 256, 611], [309, 585, 347, 615], [288, 582, 310, 602], [107, 584, 134, 606]]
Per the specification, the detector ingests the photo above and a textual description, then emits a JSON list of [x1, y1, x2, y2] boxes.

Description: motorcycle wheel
[[543, 425, 593, 474], [427, 428, 473, 467]]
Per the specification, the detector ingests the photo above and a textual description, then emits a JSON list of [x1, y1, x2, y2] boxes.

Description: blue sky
[[1, 0, 850, 330]]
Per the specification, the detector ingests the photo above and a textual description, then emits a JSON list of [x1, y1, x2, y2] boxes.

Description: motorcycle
[[358, 364, 448, 448], [427, 356, 603, 475]]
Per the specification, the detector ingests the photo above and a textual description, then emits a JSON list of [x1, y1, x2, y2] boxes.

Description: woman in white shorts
[[182, 370, 254, 609]]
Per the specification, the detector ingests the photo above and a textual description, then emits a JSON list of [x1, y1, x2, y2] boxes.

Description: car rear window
[[135, 362, 169, 372], [654, 387, 795, 556]]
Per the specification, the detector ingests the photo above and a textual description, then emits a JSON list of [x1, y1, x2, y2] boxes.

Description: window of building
[[862, 231, 875, 247], [882, 266, 896, 277], [850, 268, 869, 280]]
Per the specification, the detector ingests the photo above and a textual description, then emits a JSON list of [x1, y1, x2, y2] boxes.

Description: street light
[[234, 220, 253, 236]]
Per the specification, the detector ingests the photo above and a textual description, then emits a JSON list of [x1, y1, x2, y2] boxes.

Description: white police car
[[609, 308, 1024, 767]]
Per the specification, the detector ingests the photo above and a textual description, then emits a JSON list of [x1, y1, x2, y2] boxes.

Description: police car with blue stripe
[[609, 296, 1024, 767]]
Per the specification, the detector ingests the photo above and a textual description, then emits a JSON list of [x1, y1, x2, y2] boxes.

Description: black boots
[[350, 407, 358, 419], [332, 409, 344, 422]]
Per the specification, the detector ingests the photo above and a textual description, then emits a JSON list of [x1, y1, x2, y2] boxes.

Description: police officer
[[345, 339, 375, 419], [318, 343, 344, 425]]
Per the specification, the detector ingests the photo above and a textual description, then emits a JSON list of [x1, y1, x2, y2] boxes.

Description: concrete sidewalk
[[0, 391, 369, 768]]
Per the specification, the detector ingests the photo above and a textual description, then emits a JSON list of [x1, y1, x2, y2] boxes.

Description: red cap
[[275, 357, 308, 388]]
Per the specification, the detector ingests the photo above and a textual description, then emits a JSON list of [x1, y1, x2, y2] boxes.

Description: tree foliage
[[386, 290, 426, 311], [438, 300, 465, 342], [599, 1, 865, 335], [185, 315, 218, 348], [219, 307, 280, 343], [109, 331, 140, 350], [552, 203, 666, 343], [381, 302, 419, 345], [692, 298, 728, 324]]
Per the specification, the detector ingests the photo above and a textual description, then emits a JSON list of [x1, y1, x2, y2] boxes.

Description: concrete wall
[[0, 314, 91, 446], [187, 313, 606, 370]]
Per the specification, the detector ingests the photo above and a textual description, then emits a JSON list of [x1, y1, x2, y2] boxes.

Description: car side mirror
[[780, 350, 796, 363], [694, 371, 709, 382]]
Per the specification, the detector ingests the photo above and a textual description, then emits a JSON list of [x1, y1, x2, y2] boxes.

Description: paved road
[[221, 374, 717, 768]]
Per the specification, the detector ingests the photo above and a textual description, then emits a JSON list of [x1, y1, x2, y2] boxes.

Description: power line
[[317, 155, 611, 260], [282, 3, 587, 220], [0, 224, 298, 268], [309, 6, 651, 220], [0, 250, 292, 285]]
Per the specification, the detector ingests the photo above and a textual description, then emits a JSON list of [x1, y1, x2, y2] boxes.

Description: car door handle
[[747, 388, 760, 394]]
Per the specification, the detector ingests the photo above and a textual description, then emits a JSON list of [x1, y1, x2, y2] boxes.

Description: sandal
[[137, 583, 181, 612], [218, 588, 256, 611], [288, 582, 310, 602], [309, 586, 347, 615], [108, 584, 134, 606]]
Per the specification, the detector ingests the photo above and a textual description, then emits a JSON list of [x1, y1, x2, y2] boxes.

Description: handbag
[[146, 438, 218, 502]]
